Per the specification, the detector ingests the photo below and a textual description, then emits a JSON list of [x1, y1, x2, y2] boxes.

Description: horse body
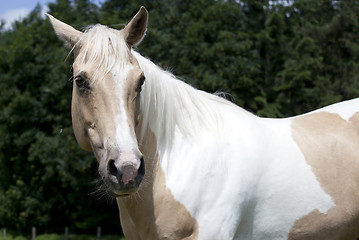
[[124, 53, 359, 239], [47, 7, 359, 240]]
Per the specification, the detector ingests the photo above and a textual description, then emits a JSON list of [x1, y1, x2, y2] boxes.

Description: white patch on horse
[[115, 67, 134, 142]]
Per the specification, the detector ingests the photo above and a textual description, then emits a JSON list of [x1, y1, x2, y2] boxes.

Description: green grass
[[0, 233, 125, 240], [0, 235, 27, 240]]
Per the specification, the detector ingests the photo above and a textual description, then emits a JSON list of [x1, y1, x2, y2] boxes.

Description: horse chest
[[117, 162, 198, 240]]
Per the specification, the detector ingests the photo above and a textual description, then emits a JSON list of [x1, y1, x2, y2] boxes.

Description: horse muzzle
[[99, 154, 145, 197]]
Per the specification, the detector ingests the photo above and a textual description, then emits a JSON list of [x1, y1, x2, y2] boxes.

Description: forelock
[[75, 24, 131, 77]]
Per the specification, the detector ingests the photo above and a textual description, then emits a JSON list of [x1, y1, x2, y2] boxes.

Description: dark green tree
[[0, 1, 122, 235], [273, 0, 359, 116]]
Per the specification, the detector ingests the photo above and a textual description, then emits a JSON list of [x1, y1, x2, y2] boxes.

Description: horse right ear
[[46, 14, 83, 48]]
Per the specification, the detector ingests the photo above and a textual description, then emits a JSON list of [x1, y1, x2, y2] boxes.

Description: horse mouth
[[107, 190, 137, 198], [103, 179, 140, 198], [117, 193, 131, 198]]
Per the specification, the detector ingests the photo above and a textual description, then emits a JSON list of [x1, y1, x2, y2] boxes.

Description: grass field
[[0, 233, 125, 240]]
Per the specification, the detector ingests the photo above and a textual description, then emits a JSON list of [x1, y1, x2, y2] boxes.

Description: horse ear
[[123, 6, 148, 47], [46, 13, 83, 48]]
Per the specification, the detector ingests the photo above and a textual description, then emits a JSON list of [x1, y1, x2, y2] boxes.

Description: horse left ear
[[123, 6, 148, 47]]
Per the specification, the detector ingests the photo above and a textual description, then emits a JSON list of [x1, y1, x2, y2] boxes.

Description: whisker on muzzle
[[89, 178, 117, 205]]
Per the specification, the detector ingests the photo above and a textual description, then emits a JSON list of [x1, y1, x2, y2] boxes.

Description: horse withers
[[47, 7, 359, 240]]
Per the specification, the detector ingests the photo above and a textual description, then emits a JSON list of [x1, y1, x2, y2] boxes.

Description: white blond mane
[[134, 52, 227, 148], [78, 24, 233, 150]]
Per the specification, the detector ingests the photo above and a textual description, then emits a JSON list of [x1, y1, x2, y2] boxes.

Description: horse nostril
[[137, 157, 145, 182], [108, 160, 118, 178]]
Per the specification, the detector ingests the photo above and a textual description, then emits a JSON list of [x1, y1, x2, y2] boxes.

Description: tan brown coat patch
[[290, 112, 359, 240], [117, 124, 198, 240]]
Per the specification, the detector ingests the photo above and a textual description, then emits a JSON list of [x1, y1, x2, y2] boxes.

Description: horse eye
[[136, 76, 145, 92], [75, 76, 90, 92]]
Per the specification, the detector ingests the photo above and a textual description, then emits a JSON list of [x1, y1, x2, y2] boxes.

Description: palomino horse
[[47, 7, 359, 240]]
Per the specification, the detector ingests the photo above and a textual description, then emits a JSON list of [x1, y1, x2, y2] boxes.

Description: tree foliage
[[0, 0, 358, 235], [0, 1, 121, 235]]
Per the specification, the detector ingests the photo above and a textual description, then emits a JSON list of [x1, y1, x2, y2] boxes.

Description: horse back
[[289, 99, 359, 239]]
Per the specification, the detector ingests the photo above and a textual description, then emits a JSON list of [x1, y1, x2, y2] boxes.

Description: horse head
[[47, 7, 148, 197]]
